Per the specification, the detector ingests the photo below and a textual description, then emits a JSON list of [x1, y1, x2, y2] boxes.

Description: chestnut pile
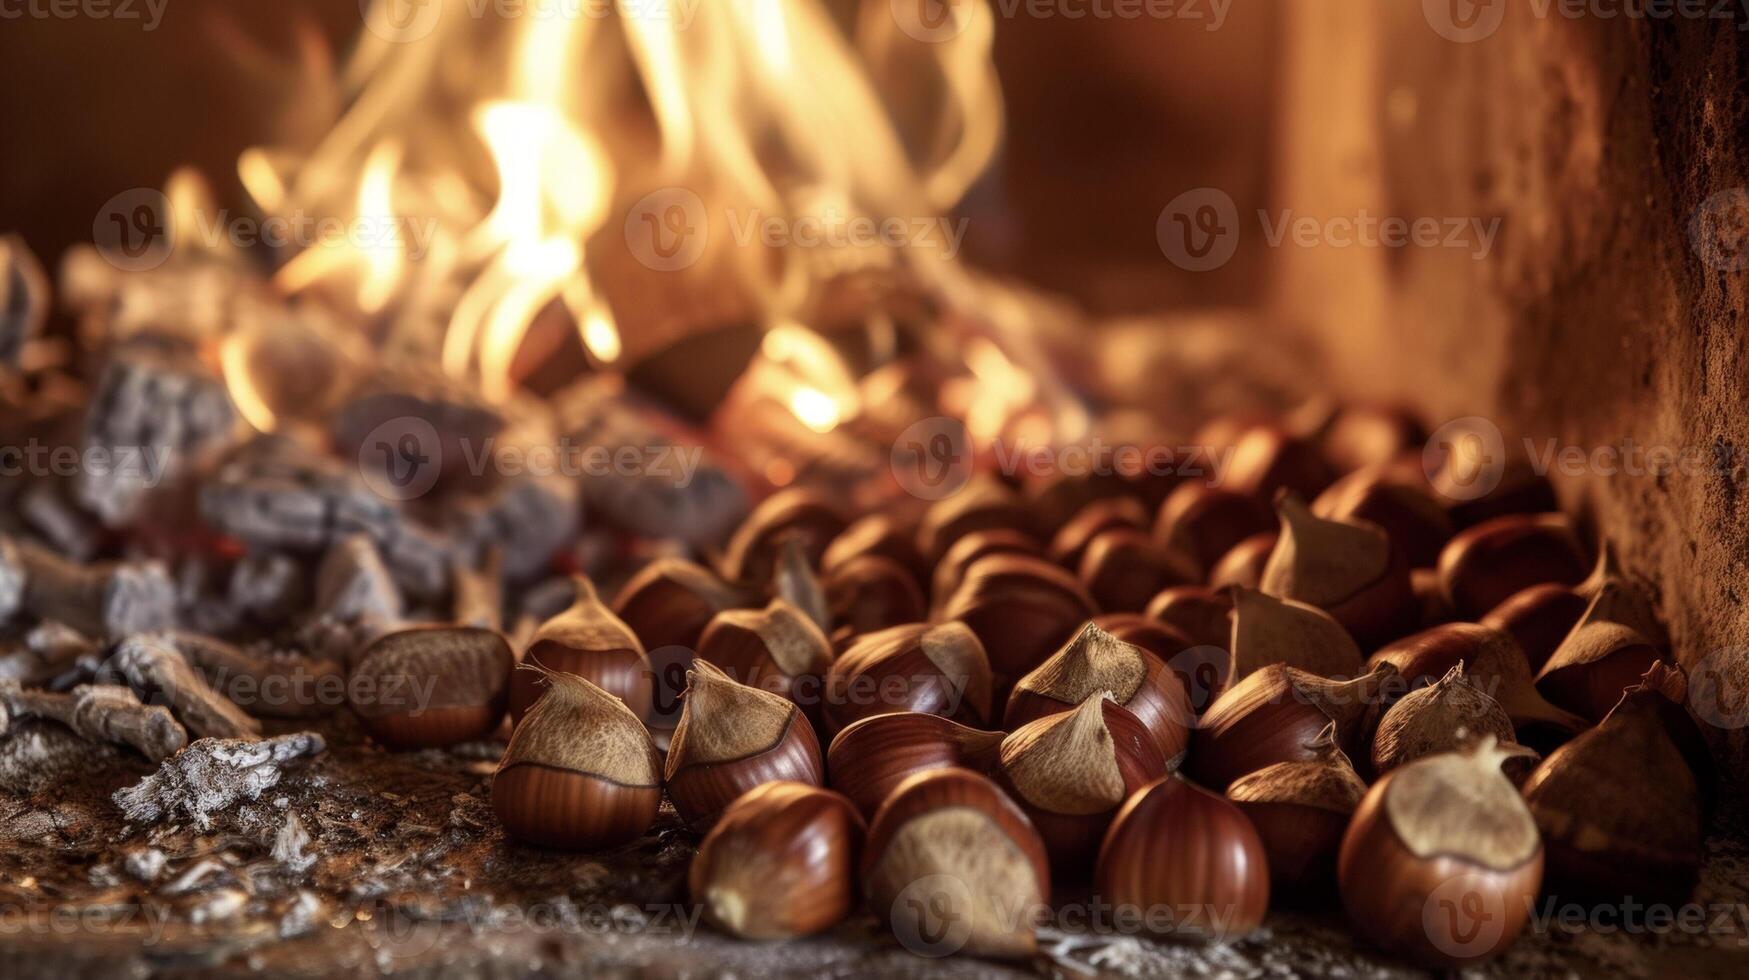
[[393, 406, 1712, 968]]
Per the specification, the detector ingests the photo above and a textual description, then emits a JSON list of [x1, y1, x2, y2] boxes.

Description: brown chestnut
[[1522, 663, 1705, 903], [1227, 723, 1366, 896], [508, 576, 651, 726], [1189, 662, 1396, 791], [928, 528, 1041, 612], [1312, 466, 1453, 568], [1047, 496, 1149, 570], [493, 668, 661, 850], [690, 782, 865, 940], [1096, 774, 1270, 940], [1338, 738, 1542, 968], [719, 488, 847, 586], [611, 558, 753, 652], [826, 711, 1005, 817], [695, 598, 833, 725], [1005, 621, 1192, 762], [1259, 492, 1415, 648], [938, 552, 1098, 699], [1436, 513, 1587, 619], [1077, 526, 1195, 613], [823, 621, 994, 732], [665, 661, 824, 829], [1207, 531, 1277, 590], [997, 695, 1169, 874], [350, 626, 514, 750], [863, 768, 1050, 959], [916, 473, 1035, 563], [1144, 584, 1234, 652], [822, 554, 926, 638], [1154, 482, 1274, 576]]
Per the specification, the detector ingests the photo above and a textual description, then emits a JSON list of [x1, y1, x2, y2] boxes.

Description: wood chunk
[[106, 635, 261, 739], [0, 680, 187, 761]]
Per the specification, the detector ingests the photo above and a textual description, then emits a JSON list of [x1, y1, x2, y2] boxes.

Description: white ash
[[189, 887, 249, 925], [273, 813, 315, 872], [0, 719, 121, 794], [125, 846, 167, 882], [278, 890, 325, 939], [161, 857, 231, 896], [112, 732, 325, 829]]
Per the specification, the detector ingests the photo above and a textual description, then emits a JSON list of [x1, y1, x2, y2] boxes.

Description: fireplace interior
[[2, 1, 1749, 977]]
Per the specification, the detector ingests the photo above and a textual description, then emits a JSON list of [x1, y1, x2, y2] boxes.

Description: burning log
[[330, 365, 503, 491], [0, 680, 187, 761], [551, 375, 747, 545], [200, 435, 453, 600], [0, 234, 48, 367], [76, 336, 242, 525]]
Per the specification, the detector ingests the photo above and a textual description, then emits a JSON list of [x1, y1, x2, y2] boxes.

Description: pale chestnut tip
[[862, 767, 1050, 960], [997, 693, 1168, 874], [1227, 586, 1362, 682], [688, 782, 863, 940], [1338, 736, 1544, 967], [665, 660, 824, 830], [1371, 664, 1523, 777], [509, 574, 651, 726], [1521, 666, 1705, 904], [492, 667, 661, 851], [1005, 621, 1192, 763], [1259, 491, 1412, 648]]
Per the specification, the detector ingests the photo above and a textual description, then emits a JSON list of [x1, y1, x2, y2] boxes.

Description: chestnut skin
[[1096, 776, 1270, 941], [689, 782, 866, 940], [1338, 771, 1542, 968]]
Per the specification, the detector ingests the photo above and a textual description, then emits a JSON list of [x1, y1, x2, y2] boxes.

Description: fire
[[217, 0, 1082, 448]]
